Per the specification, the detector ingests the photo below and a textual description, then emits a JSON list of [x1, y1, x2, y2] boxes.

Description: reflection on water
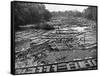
[[62, 26, 88, 32]]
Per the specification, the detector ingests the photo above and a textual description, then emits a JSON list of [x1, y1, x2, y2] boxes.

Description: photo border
[[11, 1, 98, 75]]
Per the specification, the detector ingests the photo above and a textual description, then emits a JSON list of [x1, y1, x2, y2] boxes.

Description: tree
[[12, 2, 52, 30], [43, 10, 52, 21], [83, 6, 97, 21]]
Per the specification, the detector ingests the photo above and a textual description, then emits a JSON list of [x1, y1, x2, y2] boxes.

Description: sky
[[44, 4, 88, 12]]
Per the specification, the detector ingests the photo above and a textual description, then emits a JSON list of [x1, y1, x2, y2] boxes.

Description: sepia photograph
[[11, 1, 97, 75]]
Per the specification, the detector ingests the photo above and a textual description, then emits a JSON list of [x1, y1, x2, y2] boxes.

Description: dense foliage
[[13, 2, 52, 30], [52, 11, 82, 17], [83, 6, 97, 21]]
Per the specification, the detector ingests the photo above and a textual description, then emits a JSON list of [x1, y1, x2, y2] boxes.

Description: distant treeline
[[52, 6, 97, 21], [52, 10, 82, 17], [13, 2, 52, 30]]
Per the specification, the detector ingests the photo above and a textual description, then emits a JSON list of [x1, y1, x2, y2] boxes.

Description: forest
[[13, 2, 52, 30], [13, 2, 97, 31]]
